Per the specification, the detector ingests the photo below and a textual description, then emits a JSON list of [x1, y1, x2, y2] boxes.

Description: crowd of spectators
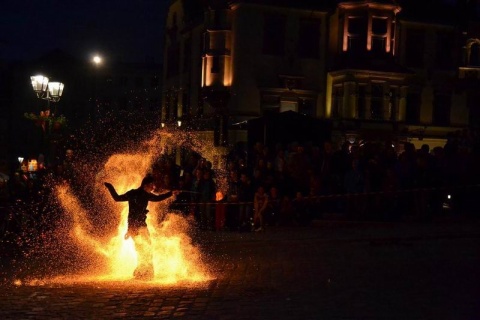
[[2, 128, 480, 239], [156, 129, 480, 232]]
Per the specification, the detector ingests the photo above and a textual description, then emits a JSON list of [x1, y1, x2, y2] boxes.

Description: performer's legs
[[131, 227, 154, 280]]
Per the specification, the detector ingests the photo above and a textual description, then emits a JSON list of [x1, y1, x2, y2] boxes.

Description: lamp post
[[28, 74, 65, 168]]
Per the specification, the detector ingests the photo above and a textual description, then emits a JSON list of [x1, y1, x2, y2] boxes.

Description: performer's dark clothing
[[105, 184, 172, 232]]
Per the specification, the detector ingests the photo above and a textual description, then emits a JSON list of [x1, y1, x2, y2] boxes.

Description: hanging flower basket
[[24, 113, 67, 131]]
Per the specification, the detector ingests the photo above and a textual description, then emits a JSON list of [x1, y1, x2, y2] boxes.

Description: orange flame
[[25, 129, 222, 286]]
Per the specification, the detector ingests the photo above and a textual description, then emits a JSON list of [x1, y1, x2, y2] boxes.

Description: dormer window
[[347, 16, 367, 53], [340, 1, 400, 55], [370, 17, 388, 54]]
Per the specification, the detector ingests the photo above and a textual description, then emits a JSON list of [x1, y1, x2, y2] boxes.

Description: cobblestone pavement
[[1, 219, 479, 320]]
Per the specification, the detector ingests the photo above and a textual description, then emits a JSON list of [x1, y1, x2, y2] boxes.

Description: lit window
[[347, 16, 367, 53], [371, 17, 388, 54]]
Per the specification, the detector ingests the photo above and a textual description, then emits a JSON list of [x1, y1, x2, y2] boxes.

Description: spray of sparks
[[13, 125, 229, 287]]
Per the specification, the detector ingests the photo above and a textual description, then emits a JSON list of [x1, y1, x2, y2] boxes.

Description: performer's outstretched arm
[[148, 191, 174, 202], [104, 182, 128, 201]]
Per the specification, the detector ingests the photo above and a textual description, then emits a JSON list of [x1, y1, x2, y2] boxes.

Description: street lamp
[[27, 74, 66, 168], [28, 74, 66, 130], [31, 75, 64, 103]]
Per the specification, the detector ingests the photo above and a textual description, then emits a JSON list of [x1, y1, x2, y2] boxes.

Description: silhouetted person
[[104, 174, 178, 279]]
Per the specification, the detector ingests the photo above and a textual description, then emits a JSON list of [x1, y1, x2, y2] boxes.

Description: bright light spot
[[92, 55, 102, 65]]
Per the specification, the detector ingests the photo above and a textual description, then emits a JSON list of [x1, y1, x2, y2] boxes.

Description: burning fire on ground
[[14, 128, 224, 286]]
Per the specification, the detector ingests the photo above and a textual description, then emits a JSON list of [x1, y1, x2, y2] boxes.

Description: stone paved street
[[1, 219, 479, 319]]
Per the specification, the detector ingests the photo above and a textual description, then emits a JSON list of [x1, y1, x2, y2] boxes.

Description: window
[[332, 85, 343, 118], [469, 42, 480, 66], [371, 37, 386, 54], [280, 101, 297, 113], [372, 17, 387, 34], [261, 94, 280, 110], [213, 10, 221, 27], [347, 16, 367, 53], [405, 96, 419, 124], [263, 14, 286, 55], [203, 32, 210, 52], [405, 29, 425, 68], [348, 16, 367, 33], [211, 56, 220, 73], [371, 17, 388, 55], [388, 87, 398, 121], [435, 33, 454, 69], [467, 92, 480, 127], [432, 93, 451, 126], [298, 19, 320, 59], [370, 83, 384, 120], [357, 85, 366, 119]]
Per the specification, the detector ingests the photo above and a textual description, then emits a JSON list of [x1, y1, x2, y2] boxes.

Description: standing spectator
[[237, 173, 253, 231], [274, 148, 287, 177], [344, 159, 366, 220], [198, 169, 216, 230], [382, 167, 400, 221], [225, 170, 240, 230], [265, 186, 281, 226], [190, 168, 203, 224], [253, 185, 268, 231], [291, 191, 310, 225], [278, 195, 294, 226], [287, 144, 311, 195]]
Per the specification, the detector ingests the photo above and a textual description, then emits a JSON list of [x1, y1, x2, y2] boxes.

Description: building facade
[[163, 0, 479, 153]]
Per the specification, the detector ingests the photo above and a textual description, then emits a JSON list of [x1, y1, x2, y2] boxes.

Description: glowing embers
[[17, 128, 219, 286], [53, 188, 210, 284]]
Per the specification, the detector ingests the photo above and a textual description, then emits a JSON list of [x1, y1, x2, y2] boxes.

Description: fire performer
[[104, 174, 179, 279]]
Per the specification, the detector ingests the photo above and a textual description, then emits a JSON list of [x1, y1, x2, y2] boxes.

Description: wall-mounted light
[[161, 122, 165, 128], [177, 120, 182, 127]]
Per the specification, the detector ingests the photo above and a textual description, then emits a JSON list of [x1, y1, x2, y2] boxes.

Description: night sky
[[0, 1, 472, 64], [0, 0, 169, 63]]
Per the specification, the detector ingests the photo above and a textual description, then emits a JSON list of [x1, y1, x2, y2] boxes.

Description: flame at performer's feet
[[17, 129, 218, 286]]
